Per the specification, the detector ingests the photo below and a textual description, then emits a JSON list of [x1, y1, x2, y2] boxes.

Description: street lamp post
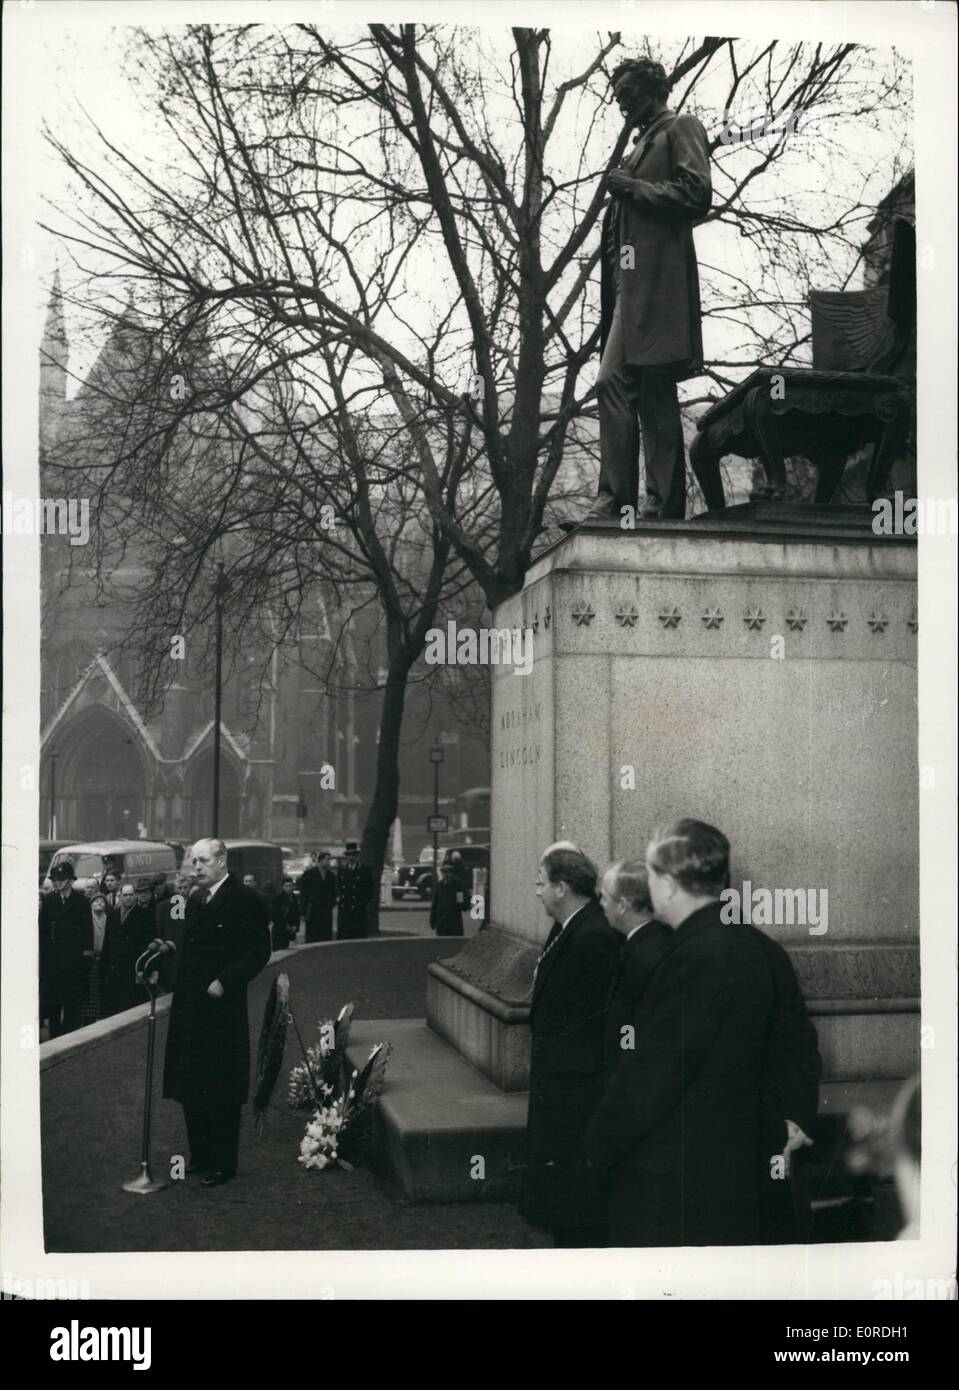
[[429, 739, 444, 896], [48, 746, 58, 839], [212, 560, 225, 836]]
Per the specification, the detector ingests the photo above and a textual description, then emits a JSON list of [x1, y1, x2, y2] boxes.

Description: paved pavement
[[369, 901, 433, 936], [41, 937, 548, 1253]]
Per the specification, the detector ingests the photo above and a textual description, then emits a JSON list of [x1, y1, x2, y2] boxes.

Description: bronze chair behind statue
[[690, 219, 915, 508]]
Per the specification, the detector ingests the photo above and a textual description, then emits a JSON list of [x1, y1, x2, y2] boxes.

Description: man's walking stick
[[122, 946, 169, 1194]]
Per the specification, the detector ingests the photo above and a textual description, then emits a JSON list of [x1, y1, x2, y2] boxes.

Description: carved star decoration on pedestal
[[826, 611, 848, 632], [615, 604, 639, 627], [571, 602, 595, 626], [531, 613, 539, 634], [658, 606, 681, 629], [743, 607, 766, 631], [867, 611, 888, 633], [701, 606, 724, 629], [785, 607, 808, 631], [907, 609, 918, 634], [543, 606, 551, 629]]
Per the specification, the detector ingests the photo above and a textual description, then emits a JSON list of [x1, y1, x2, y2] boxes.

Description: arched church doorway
[[186, 749, 242, 839], [45, 706, 149, 840]]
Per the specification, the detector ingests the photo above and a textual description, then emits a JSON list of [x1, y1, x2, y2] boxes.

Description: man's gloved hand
[[781, 1118, 814, 1178]]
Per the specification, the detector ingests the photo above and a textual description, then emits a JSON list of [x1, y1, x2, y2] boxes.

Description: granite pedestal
[[428, 509, 919, 1099]]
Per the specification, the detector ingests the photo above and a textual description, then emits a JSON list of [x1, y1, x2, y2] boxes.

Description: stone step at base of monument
[[346, 1020, 529, 1205], [347, 1023, 908, 1211]]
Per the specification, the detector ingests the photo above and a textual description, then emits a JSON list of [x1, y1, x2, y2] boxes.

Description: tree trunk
[[360, 653, 416, 935]]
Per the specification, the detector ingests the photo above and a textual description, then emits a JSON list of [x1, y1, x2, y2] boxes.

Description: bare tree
[[40, 21, 911, 895], [42, 299, 493, 922]]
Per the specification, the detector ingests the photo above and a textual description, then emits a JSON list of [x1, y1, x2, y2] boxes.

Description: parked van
[[45, 840, 178, 894], [39, 839, 71, 887], [222, 839, 284, 889]]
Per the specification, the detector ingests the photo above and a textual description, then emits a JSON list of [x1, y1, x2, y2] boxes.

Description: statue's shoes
[[559, 502, 626, 532]]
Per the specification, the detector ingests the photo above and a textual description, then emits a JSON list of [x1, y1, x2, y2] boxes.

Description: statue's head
[[610, 57, 669, 128]]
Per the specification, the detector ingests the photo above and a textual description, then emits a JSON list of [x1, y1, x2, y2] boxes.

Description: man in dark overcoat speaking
[[519, 845, 620, 1248], [162, 838, 271, 1186], [580, 57, 711, 523]]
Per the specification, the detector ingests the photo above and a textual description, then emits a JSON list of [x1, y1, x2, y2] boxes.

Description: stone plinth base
[[346, 1020, 529, 1204], [425, 927, 535, 1092], [429, 521, 918, 1091], [425, 931, 919, 1093], [401, 519, 920, 1204]]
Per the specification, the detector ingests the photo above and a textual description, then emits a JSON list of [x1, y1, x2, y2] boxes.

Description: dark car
[[393, 844, 489, 901], [282, 853, 313, 886], [222, 839, 284, 889], [392, 846, 438, 901]]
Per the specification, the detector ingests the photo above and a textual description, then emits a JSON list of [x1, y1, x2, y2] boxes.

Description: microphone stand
[[122, 948, 168, 1195]]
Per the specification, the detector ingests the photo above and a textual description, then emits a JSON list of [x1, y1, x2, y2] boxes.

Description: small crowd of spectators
[[38, 840, 388, 1039], [39, 862, 197, 1038]]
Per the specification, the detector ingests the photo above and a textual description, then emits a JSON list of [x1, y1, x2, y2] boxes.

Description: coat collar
[[673, 898, 724, 945], [532, 898, 600, 1001], [624, 913, 657, 943], [194, 872, 239, 915], [627, 107, 675, 169]]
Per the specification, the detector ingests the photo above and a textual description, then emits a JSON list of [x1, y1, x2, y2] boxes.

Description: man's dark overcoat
[[336, 860, 373, 939], [100, 902, 155, 1017], [429, 876, 466, 935], [520, 899, 621, 1231], [39, 889, 93, 1007], [162, 875, 271, 1108], [749, 924, 822, 1243], [587, 900, 779, 1246], [602, 918, 674, 1069]]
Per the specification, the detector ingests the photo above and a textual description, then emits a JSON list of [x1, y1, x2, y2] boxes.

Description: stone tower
[[39, 270, 68, 453]]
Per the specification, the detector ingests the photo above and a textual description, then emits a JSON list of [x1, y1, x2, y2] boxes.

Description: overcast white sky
[[1, 0, 925, 422]]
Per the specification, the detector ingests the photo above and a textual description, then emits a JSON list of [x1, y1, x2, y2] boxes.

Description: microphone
[[136, 941, 177, 977], [134, 944, 156, 974]]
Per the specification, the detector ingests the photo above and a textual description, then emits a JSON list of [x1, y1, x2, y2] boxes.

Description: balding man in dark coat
[[596, 859, 673, 1067], [100, 877, 156, 1018], [162, 838, 271, 1186]]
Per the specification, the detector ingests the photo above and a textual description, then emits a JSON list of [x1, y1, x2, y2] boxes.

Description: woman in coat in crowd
[[80, 893, 114, 1026], [270, 877, 301, 952]]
